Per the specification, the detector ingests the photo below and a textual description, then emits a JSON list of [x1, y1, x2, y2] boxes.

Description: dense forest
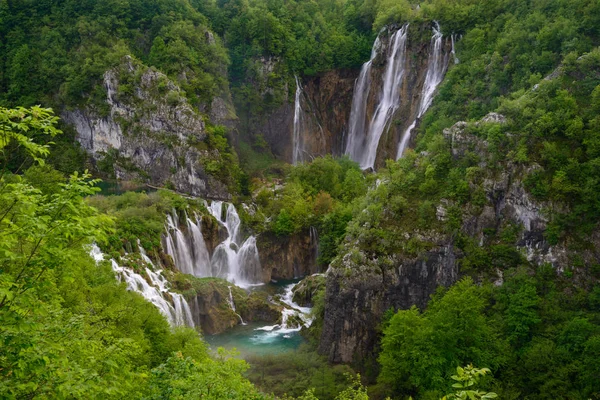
[[2, 0, 600, 398]]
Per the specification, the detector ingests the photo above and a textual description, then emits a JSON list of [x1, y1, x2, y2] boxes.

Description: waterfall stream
[[90, 244, 195, 327], [345, 37, 380, 164], [396, 22, 449, 159], [227, 286, 246, 325], [293, 76, 304, 165], [164, 201, 263, 288]]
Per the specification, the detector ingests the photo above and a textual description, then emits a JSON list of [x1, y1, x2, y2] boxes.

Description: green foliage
[[441, 365, 498, 400], [143, 351, 267, 399], [0, 105, 271, 399], [245, 349, 357, 400], [256, 156, 365, 265], [378, 278, 505, 398], [0, 0, 229, 108]]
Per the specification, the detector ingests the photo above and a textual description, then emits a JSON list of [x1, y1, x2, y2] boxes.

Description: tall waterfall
[[346, 25, 409, 170], [90, 244, 195, 327], [396, 22, 449, 159], [345, 37, 380, 163], [163, 201, 263, 288], [292, 76, 304, 165]]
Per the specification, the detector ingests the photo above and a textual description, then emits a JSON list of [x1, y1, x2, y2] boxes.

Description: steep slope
[[63, 57, 232, 198]]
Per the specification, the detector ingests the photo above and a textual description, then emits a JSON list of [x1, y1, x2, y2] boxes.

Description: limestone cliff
[[62, 56, 231, 199]]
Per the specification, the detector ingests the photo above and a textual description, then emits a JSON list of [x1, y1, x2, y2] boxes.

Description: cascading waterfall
[[396, 22, 449, 159], [254, 282, 313, 341], [292, 76, 304, 165], [91, 244, 194, 327], [164, 201, 263, 288], [345, 37, 381, 163], [346, 25, 409, 170]]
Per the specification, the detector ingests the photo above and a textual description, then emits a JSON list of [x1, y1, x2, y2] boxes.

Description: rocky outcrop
[[318, 112, 599, 364], [319, 242, 458, 364], [184, 277, 281, 334], [246, 69, 359, 163], [292, 274, 325, 307], [257, 230, 320, 281], [188, 280, 240, 334], [62, 56, 230, 199]]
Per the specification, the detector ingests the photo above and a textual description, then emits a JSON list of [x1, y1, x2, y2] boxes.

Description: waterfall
[[451, 34, 459, 64], [163, 210, 213, 277], [346, 25, 409, 170], [254, 282, 313, 340], [208, 201, 263, 287], [345, 37, 380, 164], [164, 201, 263, 288], [91, 244, 194, 327], [227, 286, 246, 325], [292, 76, 304, 165], [396, 22, 449, 159], [310, 226, 320, 272]]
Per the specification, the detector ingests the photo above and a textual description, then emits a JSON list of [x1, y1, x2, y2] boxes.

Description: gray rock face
[[319, 245, 458, 364], [62, 56, 230, 199]]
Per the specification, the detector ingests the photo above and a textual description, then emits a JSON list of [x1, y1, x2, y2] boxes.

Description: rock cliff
[[243, 23, 453, 167], [62, 56, 231, 199], [257, 230, 320, 281], [318, 112, 600, 364]]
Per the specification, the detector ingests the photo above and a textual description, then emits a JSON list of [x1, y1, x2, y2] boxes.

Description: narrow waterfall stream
[[90, 244, 195, 327], [228, 286, 247, 325], [396, 22, 449, 159], [292, 76, 304, 165]]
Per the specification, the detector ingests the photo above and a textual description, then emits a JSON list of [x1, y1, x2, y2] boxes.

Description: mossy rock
[[292, 274, 326, 307]]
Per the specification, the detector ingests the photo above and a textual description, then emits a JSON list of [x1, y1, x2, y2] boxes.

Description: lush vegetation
[[377, 272, 600, 399], [245, 155, 370, 266], [0, 0, 229, 109], [3, 0, 600, 398], [0, 106, 270, 399]]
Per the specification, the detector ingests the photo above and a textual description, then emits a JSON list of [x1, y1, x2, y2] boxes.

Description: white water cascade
[[163, 211, 211, 277], [396, 22, 449, 159], [451, 34, 459, 65], [346, 25, 409, 170], [253, 282, 313, 341], [90, 244, 195, 327], [164, 201, 263, 288]]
